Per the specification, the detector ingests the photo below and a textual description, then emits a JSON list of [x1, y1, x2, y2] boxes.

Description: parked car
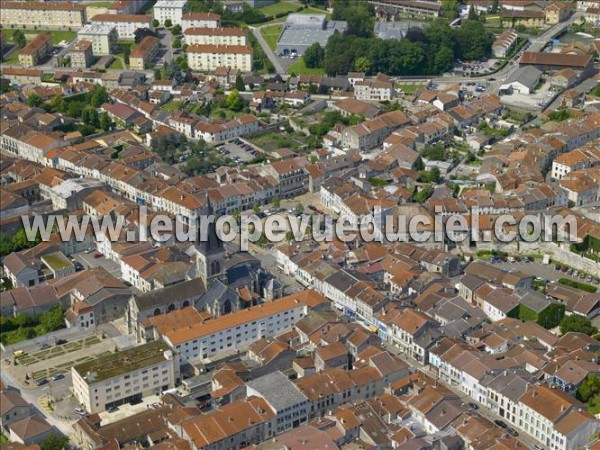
[[55, 339, 67, 345], [35, 378, 48, 387], [40, 343, 51, 350], [494, 419, 507, 428], [52, 373, 64, 381], [507, 428, 519, 436], [107, 406, 119, 413], [467, 402, 479, 410], [75, 408, 86, 416], [94, 252, 103, 258]]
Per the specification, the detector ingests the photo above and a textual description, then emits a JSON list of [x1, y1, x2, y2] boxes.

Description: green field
[[259, 1, 301, 16], [260, 24, 283, 51], [1, 28, 77, 45], [287, 57, 325, 76], [108, 58, 124, 69], [162, 100, 186, 111], [84, 1, 112, 6], [396, 83, 426, 95]]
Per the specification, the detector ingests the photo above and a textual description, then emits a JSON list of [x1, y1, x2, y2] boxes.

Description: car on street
[[40, 343, 51, 350], [94, 252, 103, 258], [494, 419, 507, 428], [52, 373, 64, 381], [75, 408, 86, 416], [467, 402, 479, 410], [507, 428, 519, 436], [107, 406, 119, 413], [55, 339, 67, 345]]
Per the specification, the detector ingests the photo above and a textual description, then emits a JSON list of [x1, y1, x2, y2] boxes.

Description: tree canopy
[[304, 43, 325, 68], [559, 315, 598, 336], [322, 18, 491, 76]]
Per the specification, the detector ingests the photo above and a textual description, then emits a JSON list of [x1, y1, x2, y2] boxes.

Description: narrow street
[[381, 341, 545, 449], [250, 25, 286, 75]]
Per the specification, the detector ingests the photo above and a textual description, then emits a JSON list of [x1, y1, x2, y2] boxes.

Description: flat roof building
[[78, 23, 118, 56], [71, 341, 179, 413], [154, 0, 189, 26], [275, 14, 347, 56], [70, 40, 94, 69]]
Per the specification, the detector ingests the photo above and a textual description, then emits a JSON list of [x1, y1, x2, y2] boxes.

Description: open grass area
[[1, 49, 20, 65], [162, 100, 186, 111], [287, 57, 325, 76], [1, 432, 9, 445], [1, 28, 77, 45], [260, 24, 283, 51], [248, 130, 307, 152], [108, 58, 124, 69], [259, 1, 300, 16], [396, 83, 426, 95]]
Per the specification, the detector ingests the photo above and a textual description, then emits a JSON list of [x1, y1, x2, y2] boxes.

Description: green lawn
[[260, 24, 283, 51], [287, 57, 325, 75], [1, 28, 77, 44], [162, 100, 186, 111], [108, 57, 124, 69], [396, 83, 426, 95], [1, 432, 9, 445], [1, 49, 20, 64], [259, 1, 300, 16]]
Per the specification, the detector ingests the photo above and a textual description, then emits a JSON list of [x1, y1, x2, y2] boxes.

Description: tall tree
[[235, 73, 246, 91], [13, 29, 27, 48], [27, 93, 43, 107], [304, 43, 325, 68]]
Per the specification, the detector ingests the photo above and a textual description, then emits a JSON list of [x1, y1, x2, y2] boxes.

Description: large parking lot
[[217, 138, 262, 163], [4, 332, 116, 386]]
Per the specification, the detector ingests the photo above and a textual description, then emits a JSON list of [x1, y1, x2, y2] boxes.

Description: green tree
[[413, 184, 433, 203], [39, 306, 65, 334], [304, 43, 325, 68], [41, 433, 69, 450], [422, 143, 447, 161], [164, 19, 173, 28], [90, 85, 109, 108], [82, 107, 99, 128], [171, 24, 182, 35], [12, 228, 40, 251], [99, 112, 112, 131], [152, 19, 160, 28], [13, 29, 27, 48], [354, 56, 371, 73], [123, 45, 131, 64], [440, 0, 460, 19], [173, 38, 182, 49], [154, 68, 162, 80], [235, 73, 246, 91], [295, 203, 304, 215], [27, 93, 43, 108], [455, 19, 492, 61], [577, 375, 600, 403], [418, 168, 441, 183], [433, 46, 455, 74], [225, 90, 246, 112], [560, 315, 598, 336]]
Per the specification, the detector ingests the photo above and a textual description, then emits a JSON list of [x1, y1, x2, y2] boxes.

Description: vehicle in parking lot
[[74, 262, 84, 271], [75, 408, 86, 416], [467, 402, 479, 410], [55, 338, 67, 345], [506, 428, 519, 436], [52, 373, 64, 381], [36, 378, 48, 386], [494, 419, 507, 428], [40, 343, 51, 350]]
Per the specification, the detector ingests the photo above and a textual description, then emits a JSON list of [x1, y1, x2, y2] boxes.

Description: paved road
[[250, 25, 286, 75]]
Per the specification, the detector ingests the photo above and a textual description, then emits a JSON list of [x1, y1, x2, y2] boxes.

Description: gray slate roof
[[246, 371, 308, 412]]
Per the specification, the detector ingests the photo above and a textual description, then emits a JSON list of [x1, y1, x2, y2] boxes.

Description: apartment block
[[77, 24, 118, 56], [71, 341, 179, 414], [90, 14, 153, 40], [184, 27, 248, 46], [354, 80, 395, 101], [156, 291, 327, 362], [181, 12, 221, 31], [187, 44, 253, 72], [69, 40, 94, 69], [18, 33, 52, 67], [0, 1, 86, 30], [129, 36, 161, 70], [154, 0, 188, 26]]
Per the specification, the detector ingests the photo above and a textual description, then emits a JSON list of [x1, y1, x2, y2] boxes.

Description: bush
[[560, 315, 598, 336], [558, 278, 597, 293]]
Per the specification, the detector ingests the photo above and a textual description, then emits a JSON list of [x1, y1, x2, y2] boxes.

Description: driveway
[[250, 25, 286, 75]]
